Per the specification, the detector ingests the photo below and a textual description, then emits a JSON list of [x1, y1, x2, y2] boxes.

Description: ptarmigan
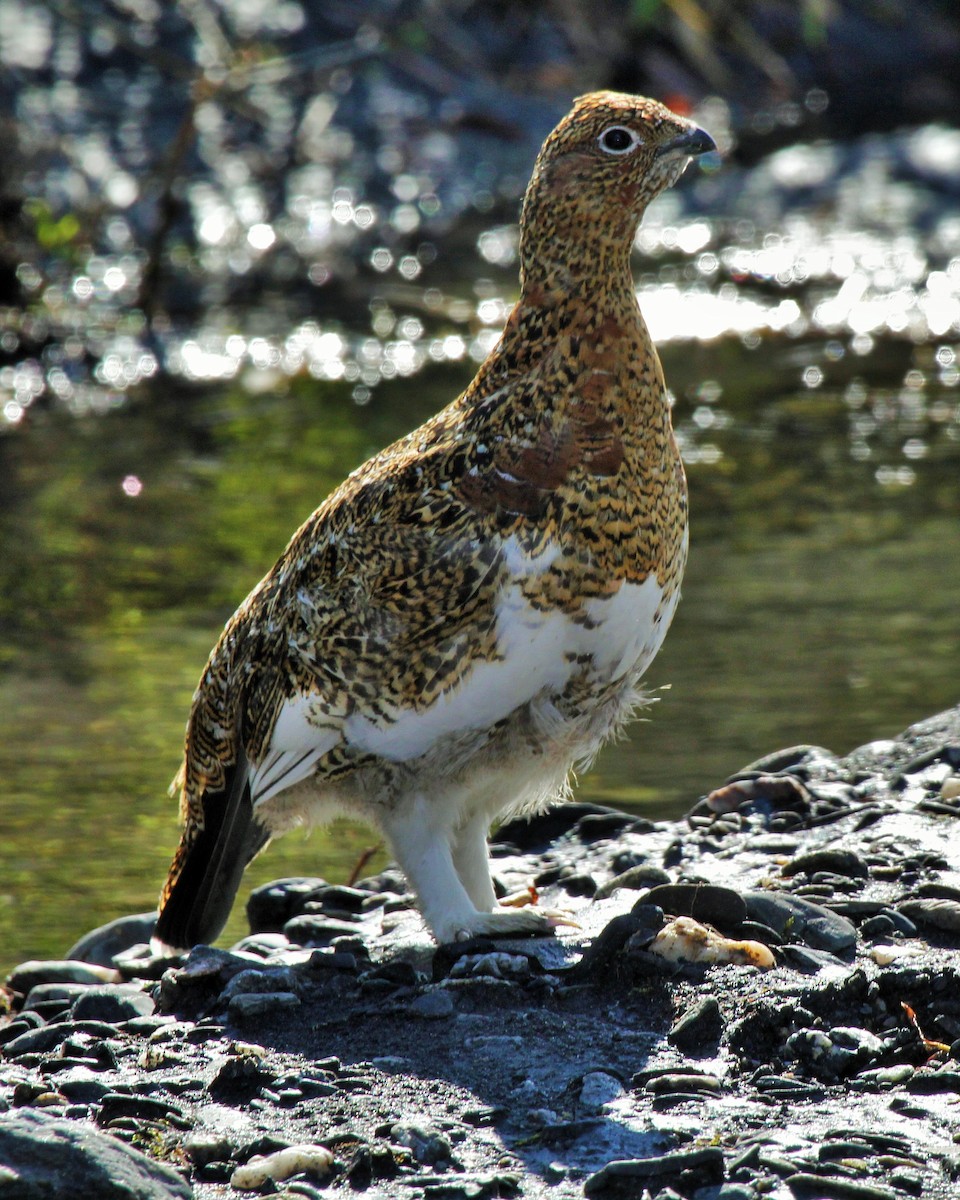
[[153, 91, 715, 951]]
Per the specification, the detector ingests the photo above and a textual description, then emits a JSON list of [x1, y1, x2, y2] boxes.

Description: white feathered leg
[[451, 813, 498, 912], [382, 795, 556, 943]]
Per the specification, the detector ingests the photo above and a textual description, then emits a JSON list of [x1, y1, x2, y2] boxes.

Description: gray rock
[[898, 898, 960, 934], [1, 1020, 117, 1060], [784, 1170, 898, 1199], [584, 1146, 725, 1196], [6, 960, 119, 996], [782, 849, 868, 878], [66, 913, 158, 967], [219, 967, 299, 999], [72, 985, 156, 1023], [743, 891, 856, 952], [578, 1070, 624, 1110], [228, 991, 301, 1020], [390, 1120, 452, 1164], [408, 990, 456, 1018], [22, 983, 90, 1013], [246, 876, 329, 933], [283, 915, 363, 946], [0, 1107, 192, 1198], [668, 996, 723, 1054], [595, 863, 672, 899], [643, 883, 748, 934], [645, 1072, 722, 1095]]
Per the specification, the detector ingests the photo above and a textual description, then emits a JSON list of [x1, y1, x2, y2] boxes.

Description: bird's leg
[[382, 796, 557, 944], [451, 813, 498, 912], [381, 796, 486, 942]]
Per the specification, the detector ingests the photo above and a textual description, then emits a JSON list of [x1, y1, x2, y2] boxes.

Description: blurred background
[[1, 0, 958, 971]]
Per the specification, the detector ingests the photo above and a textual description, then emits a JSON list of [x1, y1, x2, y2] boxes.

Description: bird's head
[[520, 91, 715, 283]]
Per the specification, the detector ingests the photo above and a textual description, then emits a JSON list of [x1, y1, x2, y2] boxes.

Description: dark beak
[[656, 126, 717, 159]]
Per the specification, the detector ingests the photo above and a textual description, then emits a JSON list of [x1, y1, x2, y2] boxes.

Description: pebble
[[228, 992, 301, 1020], [72, 985, 156, 1022], [778, 944, 851, 973], [66, 912, 158, 967], [574, 811, 642, 841], [390, 1120, 452, 1164], [220, 966, 300, 999], [246, 876, 329, 932], [784, 1171, 898, 1199], [283, 915, 364, 946], [753, 1074, 825, 1099], [578, 1071, 625, 1110], [642, 883, 747, 932], [596, 862, 672, 899], [408, 990, 456, 1019], [231, 1144, 334, 1189], [897, 898, 960, 934], [0, 1108, 191, 1198], [303, 884, 372, 915], [6, 959, 120, 995], [645, 1072, 721, 1095], [1, 1020, 119, 1060], [668, 996, 723, 1054], [583, 1146, 725, 1196], [5, 709, 960, 1199], [22, 983, 90, 1014], [743, 891, 857, 952]]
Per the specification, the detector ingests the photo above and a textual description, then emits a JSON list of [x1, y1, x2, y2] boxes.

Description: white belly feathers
[[249, 543, 679, 811]]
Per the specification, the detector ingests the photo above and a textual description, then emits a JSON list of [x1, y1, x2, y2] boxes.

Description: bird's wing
[[244, 512, 507, 804]]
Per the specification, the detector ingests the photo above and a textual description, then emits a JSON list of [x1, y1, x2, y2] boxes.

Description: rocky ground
[[3, 706, 960, 1200]]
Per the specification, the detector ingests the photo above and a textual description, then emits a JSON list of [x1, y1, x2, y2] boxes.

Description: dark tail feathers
[[152, 745, 269, 954]]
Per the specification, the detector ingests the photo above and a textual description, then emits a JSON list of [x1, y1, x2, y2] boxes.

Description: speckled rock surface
[[4, 706, 960, 1199]]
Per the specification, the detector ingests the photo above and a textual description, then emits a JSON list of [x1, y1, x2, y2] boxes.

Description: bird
[[152, 91, 715, 952]]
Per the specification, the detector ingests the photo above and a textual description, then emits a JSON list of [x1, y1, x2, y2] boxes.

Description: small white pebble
[[230, 1145, 333, 1189], [942, 775, 960, 801], [869, 942, 922, 966]]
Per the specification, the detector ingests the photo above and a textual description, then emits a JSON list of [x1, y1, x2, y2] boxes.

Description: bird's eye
[[598, 126, 640, 155]]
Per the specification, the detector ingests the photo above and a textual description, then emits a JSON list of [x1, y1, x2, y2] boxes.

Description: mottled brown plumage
[[154, 92, 715, 950]]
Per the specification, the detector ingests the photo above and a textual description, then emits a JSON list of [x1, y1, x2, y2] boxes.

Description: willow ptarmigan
[[152, 91, 715, 951]]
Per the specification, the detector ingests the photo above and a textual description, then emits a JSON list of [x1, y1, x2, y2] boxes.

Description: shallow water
[[2, 122, 960, 974]]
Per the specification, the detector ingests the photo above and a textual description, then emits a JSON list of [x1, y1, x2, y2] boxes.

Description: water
[[2, 120, 960, 974]]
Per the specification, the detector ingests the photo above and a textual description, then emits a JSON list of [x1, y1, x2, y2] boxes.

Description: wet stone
[[743, 891, 856, 952], [66, 913, 157, 967], [898, 898, 960, 935], [408, 990, 456, 1019], [283, 915, 363, 946], [579, 1070, 625, 1110], [643, 883, 747, 934], [560, 872, 598, 897], [778, 944, 852, 973], [72, 985, 156, 1023], [495, 802, 620, 851], [303, 884, 372, 916], [584, 1146, 725, 1196], [645, 1071, 721, 1096], [595, 862, 672, 899], [6, 959, 120, 995], [0, 1108, 193, 1196], [22, 983, 90, 1014], [668, 996, 724, 1055], [229, 991, 301, 1021], [574, 811, 644, 841], [784, 1171, 899, 1199]]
